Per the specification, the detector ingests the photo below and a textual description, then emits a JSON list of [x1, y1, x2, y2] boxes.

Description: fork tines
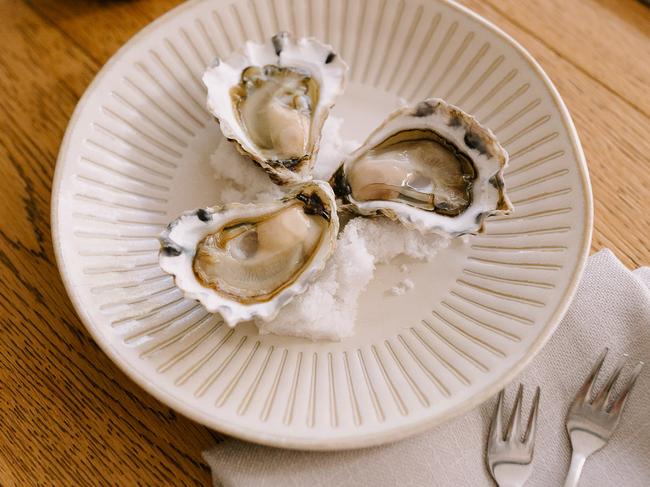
[[487, 385, 541, 487], [572, 347, 644, 414], [490, 384, 541, 446]]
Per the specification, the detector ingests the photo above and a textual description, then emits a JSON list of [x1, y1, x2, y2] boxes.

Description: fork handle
[[563, 452, 586, 487]]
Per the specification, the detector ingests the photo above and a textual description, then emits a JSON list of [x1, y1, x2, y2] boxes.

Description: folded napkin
[[204, 250, 650, 486]]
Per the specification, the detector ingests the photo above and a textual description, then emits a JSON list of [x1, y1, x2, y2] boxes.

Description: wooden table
[[1, 0, 648, 484]]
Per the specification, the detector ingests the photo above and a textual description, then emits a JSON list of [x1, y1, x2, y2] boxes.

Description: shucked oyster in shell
[[159, 181, 339, 326], [203, 32, 348, 185], [330, 98, 512, 236]]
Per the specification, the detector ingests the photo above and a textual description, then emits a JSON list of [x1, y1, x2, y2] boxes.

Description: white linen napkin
[[203, 249, 650, 486]]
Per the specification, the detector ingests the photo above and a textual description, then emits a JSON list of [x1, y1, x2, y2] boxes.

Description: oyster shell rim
[[203, 32, 349, 185], [158, 181, 339, 327], [330, 98, 513, 236]]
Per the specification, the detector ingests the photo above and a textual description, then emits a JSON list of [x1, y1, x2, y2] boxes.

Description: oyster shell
[[203, 32, 348, 185], [330, 98, 512, 235], [159, 181, 339, 326]]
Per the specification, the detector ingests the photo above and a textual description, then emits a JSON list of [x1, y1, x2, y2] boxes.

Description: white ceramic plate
[[52, 0, 592, 449]]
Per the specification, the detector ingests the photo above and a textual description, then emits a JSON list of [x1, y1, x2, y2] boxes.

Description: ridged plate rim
[[51, 0, 593, 449]]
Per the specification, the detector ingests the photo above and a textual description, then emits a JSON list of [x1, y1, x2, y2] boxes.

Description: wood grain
[[459, 0, 650, 267], [481, 0, 650, 117], [0, 1, 216, 485], [0, 0, 648, 485]]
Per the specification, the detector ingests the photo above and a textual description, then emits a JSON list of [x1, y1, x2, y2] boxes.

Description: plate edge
[[50, 0, 594, 450]]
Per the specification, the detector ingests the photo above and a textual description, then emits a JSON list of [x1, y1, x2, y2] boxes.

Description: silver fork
[[487, 384, 541, 487], [564, 348, 644, 487]]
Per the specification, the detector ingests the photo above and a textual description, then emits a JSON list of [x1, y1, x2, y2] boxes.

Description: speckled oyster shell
[[330, 98, 512, 236]]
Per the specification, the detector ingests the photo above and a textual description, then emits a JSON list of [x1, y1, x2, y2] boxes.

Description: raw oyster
[[330, 98, 512, 235], [203, 32, 348, 185], [159, 181, 339, 326]]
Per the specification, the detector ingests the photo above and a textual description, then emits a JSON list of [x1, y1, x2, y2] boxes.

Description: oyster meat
[[203, 32, 348, 185], [330, 98, 512, 235], [159, 181, 338, 326]]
